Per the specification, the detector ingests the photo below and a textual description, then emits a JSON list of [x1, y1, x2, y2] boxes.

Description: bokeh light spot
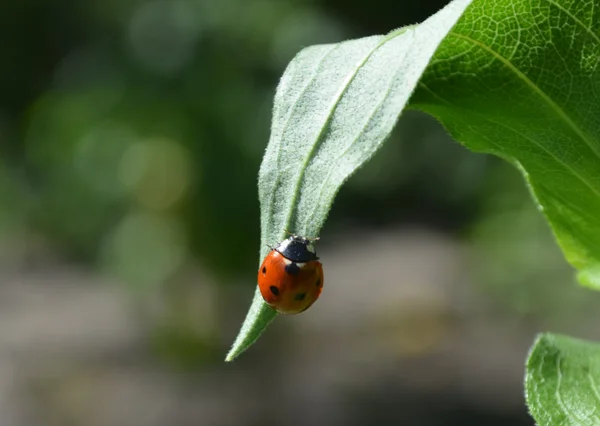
[[128, 0, 202, 75], [74, 121, 138, 198], [101, 212, 187, 289], [118, 138, 192, 211]]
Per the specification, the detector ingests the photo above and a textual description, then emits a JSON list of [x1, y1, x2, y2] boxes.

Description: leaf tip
[[526, 332, 550, 365], [576, 264, 600, 291], [224, 296, 278, 363]]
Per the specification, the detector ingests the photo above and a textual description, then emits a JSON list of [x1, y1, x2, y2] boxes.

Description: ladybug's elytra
[[257, 233, 324, 314]]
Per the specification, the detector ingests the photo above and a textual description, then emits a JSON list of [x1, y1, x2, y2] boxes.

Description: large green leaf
[[526, 333, 600, 426], [410, 0, 600, 290], [225, 0, 473, 362]]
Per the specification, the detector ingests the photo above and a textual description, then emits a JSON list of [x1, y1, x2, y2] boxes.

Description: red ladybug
[[258, 234, 324, 314]]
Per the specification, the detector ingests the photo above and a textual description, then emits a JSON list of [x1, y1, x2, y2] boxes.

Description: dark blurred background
[[1, 0, 599, 425]]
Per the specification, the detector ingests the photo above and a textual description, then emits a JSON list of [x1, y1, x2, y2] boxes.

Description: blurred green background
[[1, 0, 600, 425]]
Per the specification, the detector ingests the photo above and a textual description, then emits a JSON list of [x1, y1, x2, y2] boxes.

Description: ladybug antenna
[[284, 228, 320, 243], [284, 228, 298, 238]]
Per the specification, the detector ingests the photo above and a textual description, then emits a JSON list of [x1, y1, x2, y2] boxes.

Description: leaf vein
[[447, 31, 600, 163], [555, 354, 572, 422], [544, 0, 600, 45], [589, 370, 600, 420], [417, 83, 600, 201]]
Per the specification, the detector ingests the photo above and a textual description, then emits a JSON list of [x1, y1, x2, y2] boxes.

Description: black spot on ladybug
[[294, 293, 306, 301], [269, 286, 279, 296], [262, 266, 267, 274], [316, 278, 321, 287], [285, 262, 301, 276]]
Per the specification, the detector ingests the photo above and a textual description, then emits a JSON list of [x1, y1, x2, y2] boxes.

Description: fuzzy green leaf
[[225, 0, 474, 362], [526, 333, 600, 426]]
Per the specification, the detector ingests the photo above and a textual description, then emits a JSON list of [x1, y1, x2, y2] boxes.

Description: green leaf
[[409, 0, 600, 290], [225, 0, 474, 362], [526, 333, 600, 426]]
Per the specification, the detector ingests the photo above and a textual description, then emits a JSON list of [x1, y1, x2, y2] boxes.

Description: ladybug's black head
[[275, 235, 319, 263]]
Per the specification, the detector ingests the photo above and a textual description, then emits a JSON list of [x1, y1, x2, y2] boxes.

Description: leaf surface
[[225, 0, 473, 361], [411, 0, 600, 290], [526, 333, 600, 426]]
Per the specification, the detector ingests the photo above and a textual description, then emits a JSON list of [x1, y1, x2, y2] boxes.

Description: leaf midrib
[[417, 82, 600, 203], [280, 33, 405, 236], [304, 31, 417, 233], [262, 44, 339, 246]]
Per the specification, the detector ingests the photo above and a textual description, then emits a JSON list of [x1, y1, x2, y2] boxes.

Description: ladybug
[[258, 233, 324, 314]]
